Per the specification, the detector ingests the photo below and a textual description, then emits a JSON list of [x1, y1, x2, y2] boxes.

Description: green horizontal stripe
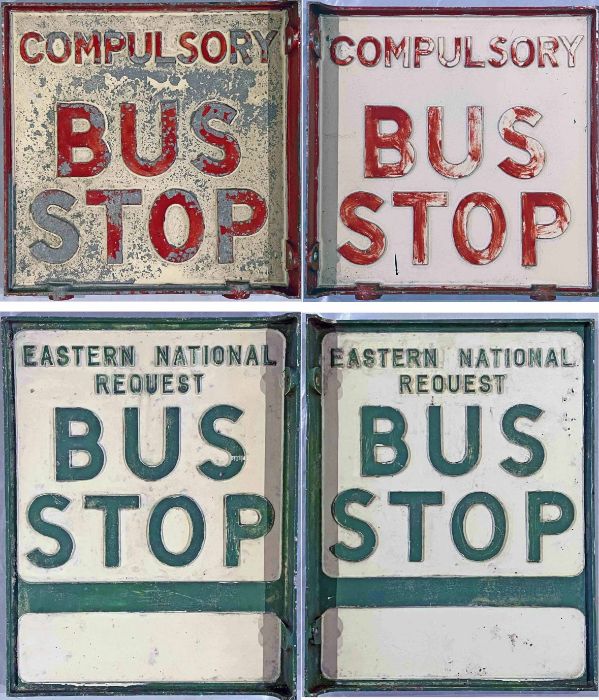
[[20, 580, 280, 614], [323, 574, 585, 610]]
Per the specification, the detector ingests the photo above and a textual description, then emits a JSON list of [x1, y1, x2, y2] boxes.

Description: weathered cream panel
[[10, 11, 287, 289], [19, 612, 280, 683], [321, 607, 586, 680], [15, 328, 284, 582], [322, 330, 584, 577], [318, 14, 591, 290]]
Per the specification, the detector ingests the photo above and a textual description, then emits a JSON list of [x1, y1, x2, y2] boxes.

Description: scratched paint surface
[[321, 330, 584, 577], [10, 10, 288, 290], [317, 14, 592, 290], [14, 328, 284, 582], [315, 325, 590, 684]]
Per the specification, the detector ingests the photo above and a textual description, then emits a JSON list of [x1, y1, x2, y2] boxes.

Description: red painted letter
[[428, 106, 483, 179], [392, 192, 448, 264], [498, 107, 545, 179], [121, 101, 178, 176], [453, 192, 506, 265], [521, 192, 570, 266], [330, 36, 354, 65], [191, 102, 241, 176], [338, 191, 385, 265], [364, 106, 414, 178], [20, 32, 44, 64], [217, 189, 267, 263], [86, 189, 142, 264], [56, 103, 111, 177], [149, 189, 204, 263]]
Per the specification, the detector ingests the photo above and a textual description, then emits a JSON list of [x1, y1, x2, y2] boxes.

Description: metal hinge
[[310, 29, 321, 59], [309, 617, 322, 645], [307, 242, 320, 272], [284, 367, 298, 395], [529, 284, 557, 302], [309, 367, 322, 394], [46, 282, 74, 301], [355, 283, 383, 301], [285, 24, 299, 54], [286, 240, 299, 271], [223, 280, 251, 300]]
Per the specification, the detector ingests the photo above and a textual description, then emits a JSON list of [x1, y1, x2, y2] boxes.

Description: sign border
[[305, 316, 597, 694], [305, 4, 599, 300], [2, 1, 301, 299], [3, 314, 300, 698]]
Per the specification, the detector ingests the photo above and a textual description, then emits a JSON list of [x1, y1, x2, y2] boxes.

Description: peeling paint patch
[[9, 9, 290, 292]]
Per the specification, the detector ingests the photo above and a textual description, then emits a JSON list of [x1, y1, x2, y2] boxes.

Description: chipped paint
[[309, 9, 596, 296], [8, 9, 290, 292]]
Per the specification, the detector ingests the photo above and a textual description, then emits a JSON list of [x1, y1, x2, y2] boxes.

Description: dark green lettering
[[225, 494, 275, 566], [55, 407, 105, 481], [330, 488, 376, 562], [388, 491, 443, 562], [27, 494, 73, 568], [501, 404, 545, 477], [84, 495, 140, 567], [198, 405, 245, 480], [124, 407, 180, 480], [361, 405, 408, 476], [428, 405, 480, 476]]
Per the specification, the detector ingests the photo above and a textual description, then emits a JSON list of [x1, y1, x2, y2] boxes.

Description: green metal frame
[[305, 317, 597, 694], [3, 315, 300, 698]]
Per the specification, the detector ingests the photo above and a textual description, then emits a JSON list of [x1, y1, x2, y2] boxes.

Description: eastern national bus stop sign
[[4, 316, 299, 697], [306, 318, 596, 693], [4, 3, 300, 298], [307, 7, 598, 299]]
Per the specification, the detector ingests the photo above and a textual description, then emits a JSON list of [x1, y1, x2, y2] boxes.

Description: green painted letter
[[124, 407, 180, 481], [451, 492, 506, 561], [199, 405, 245, 480], [148, 495, 205, 566], [527, 491, 575, 562], [84, 495, 140, 567], [225, 494, 275, 566], [55, 407, 104, 481], [330, 488, 376, 562], [501, 404, 545, 477], [27, 494, 73, 568], [428, 405, 481, 476], [361, 406, 408, 476], [388, 491, 443, 562]]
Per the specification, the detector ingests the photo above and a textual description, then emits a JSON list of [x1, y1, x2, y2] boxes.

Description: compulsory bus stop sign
[[4, 316, 299, 696], [306, 318, 596, 693], [307, 7, 598, 298], [4, 3, 300, 298]]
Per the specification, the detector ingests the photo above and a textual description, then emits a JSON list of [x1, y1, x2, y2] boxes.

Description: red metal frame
[[3, 0, 300, 299], [306, 3, 599, 300]]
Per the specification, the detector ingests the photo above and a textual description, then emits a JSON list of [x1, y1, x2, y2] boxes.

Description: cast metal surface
[[4, 3, 300, 297], [306, 317, 596, 693], [4, 315, 299, 697], [307, 6, 598, 298]]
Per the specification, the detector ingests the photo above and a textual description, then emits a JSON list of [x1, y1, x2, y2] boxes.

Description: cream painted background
[[318, 14, 591, 289], [322, 330, 585, 577], [11, 11, 288, 289], [15, 328, 285, 583], [321, 607, 586, 680]]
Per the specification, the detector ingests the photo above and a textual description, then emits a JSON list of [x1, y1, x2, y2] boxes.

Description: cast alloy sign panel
[[4, 3, 300, 297], [4, 316, 299, 696], [307, 7, 598, 298], [306, 318, 596, 692]]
